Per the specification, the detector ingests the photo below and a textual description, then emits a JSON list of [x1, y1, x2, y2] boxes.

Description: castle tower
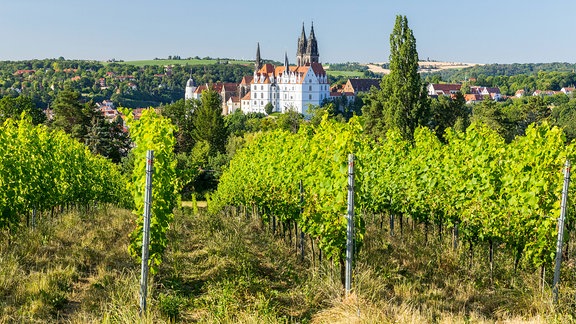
[[304, 22, 319, 65], [296, 23, 307, 66], [255, 42, 262, 72], [184, 73, 196, 100], [284, 51, 289, 71]]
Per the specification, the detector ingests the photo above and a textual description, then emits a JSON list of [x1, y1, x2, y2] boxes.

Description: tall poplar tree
[[363, 15, 429, 140]]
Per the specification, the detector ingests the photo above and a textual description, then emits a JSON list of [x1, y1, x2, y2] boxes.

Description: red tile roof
[[309, 62, 326, 76], [431, 83, 461, 93]]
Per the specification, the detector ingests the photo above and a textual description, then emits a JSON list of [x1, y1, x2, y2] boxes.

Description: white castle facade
[[184, 23, 330, 116], [243, 23, 330, 116]]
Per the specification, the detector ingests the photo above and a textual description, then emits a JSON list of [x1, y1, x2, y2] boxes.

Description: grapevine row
[[122, 108, 178, 274], [0, 114, 129, 229], [213, 115, 573, 269]]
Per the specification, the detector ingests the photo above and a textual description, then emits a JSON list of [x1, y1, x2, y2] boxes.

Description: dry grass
[[2, 207, 576, 323]]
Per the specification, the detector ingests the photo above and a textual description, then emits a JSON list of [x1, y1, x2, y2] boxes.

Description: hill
[[367, 61, 483, 75], [115, 58, 253, 67]]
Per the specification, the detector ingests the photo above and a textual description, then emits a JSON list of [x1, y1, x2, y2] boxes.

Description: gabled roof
[[240, 76, 254, 85], [348, 78, 381, 92], [309, 62, 326, 76], [222, 83, 237, 92], [430, 83, 461, 93], [258, 64, 275, 75], [241, 92, 251, 100], [465, 94, 484, 102], [194, 85, 207, 94]]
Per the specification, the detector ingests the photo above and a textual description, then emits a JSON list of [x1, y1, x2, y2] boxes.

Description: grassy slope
[[1, 206, 575, 323], [326, 70, 364, 78]]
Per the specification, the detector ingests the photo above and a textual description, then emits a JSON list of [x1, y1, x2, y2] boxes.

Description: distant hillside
[[116, 58, 253, 67], [423, 62, 576, 83], [367, 61, 481, 75]]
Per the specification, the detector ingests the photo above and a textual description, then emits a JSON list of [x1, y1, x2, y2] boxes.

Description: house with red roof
[[241, 23, 330, 116], [427, 83, 462, 97]]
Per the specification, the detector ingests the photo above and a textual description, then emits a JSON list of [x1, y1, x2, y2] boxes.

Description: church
[[242, 23, 330, 116], [184, 23, 330, 116]]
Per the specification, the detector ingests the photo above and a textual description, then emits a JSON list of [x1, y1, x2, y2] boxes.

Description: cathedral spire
[[284, 51, 289, 71], [297, 22, 307, 66], [255, 42, 262, 72], [306, 22, 319, 64]]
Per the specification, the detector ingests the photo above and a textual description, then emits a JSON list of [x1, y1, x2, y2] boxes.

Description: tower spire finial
[[305, 21, 319, 64], [297, 23, 307, 66], [255, 42, 262, 72]]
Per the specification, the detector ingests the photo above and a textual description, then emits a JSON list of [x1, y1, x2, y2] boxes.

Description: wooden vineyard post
[[139, 150, 154, 316], [553, 159, 570, 305], [300, 180, 305, 262], [345, 154, 355, 296]]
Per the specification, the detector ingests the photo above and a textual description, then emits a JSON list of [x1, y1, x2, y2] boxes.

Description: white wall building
[[241, 23, 330, 116], [184, 76, 196, 101]]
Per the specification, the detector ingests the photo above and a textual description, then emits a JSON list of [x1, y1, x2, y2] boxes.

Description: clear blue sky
[[1, 0, 574, 64]]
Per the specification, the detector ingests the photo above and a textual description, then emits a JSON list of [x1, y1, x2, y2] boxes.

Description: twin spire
[[255, 22, 319, 72], [297, 22, 319, 66]]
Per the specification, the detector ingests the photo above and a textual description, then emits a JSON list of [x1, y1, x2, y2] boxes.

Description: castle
[[184, 23, 330, 116]]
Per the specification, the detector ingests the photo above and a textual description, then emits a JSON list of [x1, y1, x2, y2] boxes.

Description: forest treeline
[[0, 58, 253, 108], [424, 62, 576, 95]]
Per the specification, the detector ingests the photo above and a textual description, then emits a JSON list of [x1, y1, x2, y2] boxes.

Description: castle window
[[261, 101, 264, 105], [309, 85, 312, 91], [261, 85, 263, 90], [309, 94, 312, 100], [253, 101, 257, 105]]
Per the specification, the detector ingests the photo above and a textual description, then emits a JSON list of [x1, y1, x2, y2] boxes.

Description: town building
[[241, 23, 330, 116], [427, 83, 462, 97], [342, 78, 380, 95]]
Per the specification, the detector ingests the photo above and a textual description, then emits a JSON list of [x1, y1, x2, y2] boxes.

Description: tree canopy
[[363, 15, 429, 140]]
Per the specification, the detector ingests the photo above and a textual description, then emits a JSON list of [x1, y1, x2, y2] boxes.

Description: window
[[261, 101, 264, 105], [309, 94, 312, 100], [261, 93, 263, 99], [261, 85, 263, 90], [309, 85, 312, 91], [253, 101, 256, 105]]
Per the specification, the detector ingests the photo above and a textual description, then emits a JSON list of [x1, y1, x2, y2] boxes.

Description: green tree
[[264, 102, 274, 115], [0, 95, 46, 125], [191, 89, 227, 155], [471, 99, 506, 138], [430, 92, 469, 140], [224, 109, 248, 137], [51, 90, 97, 143], [160, 98, 197, 153], [277, 110, 304, 133], [86, 116, 131, 163], [363, 15, 429, 140]]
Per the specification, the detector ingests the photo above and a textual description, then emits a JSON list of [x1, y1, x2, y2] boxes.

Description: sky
[[1, 0, 575, 64]]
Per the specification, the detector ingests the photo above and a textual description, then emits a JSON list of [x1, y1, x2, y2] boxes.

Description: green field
[[326, 70, 364, 77], [113, 58, 253, 67]]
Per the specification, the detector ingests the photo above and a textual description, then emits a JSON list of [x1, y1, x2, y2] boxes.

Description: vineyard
[[2, 111, 576, 321], [0, 114, 130, 229], [212, 114, 575, 288]]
